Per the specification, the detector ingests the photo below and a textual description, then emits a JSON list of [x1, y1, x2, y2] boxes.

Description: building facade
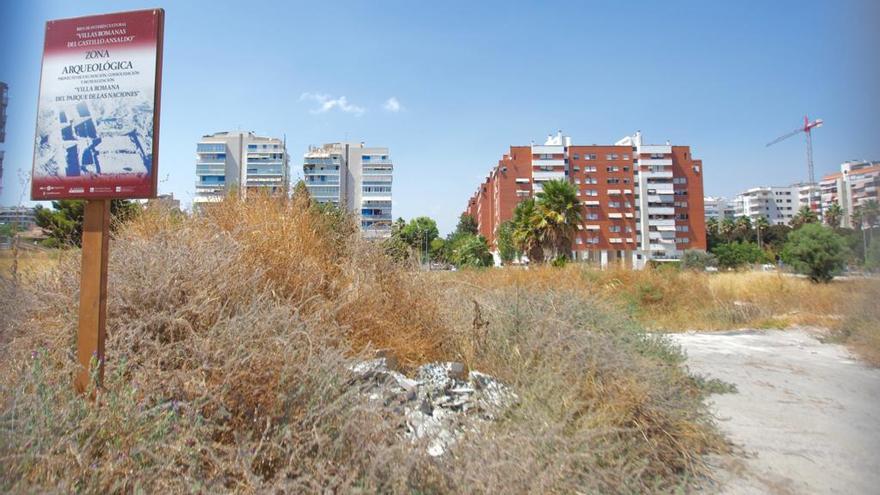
[[0, 82, 7, 195], [303, 142, 393, 238], [820, 160, 880, 227], [704, 196, 736, 222], [733, 186, 798, 225], [0, 206, 37, 230], [464, 131, 706, 268], [194, 131, 289, 206]]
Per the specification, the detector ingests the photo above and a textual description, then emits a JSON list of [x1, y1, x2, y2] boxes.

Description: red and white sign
[[31, 9, 164, 200]]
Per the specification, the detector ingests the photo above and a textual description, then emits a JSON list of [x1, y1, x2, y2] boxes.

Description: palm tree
[[512, 198, 544, 264], [859, 199, 880, 229], [755, 215, 770, 248], [720, 217, 736, 242], [823, 202, 843, 229], [534, 179, 583, 260], [791, 205, 819, 230], [733, 215, 753, 242], [706, 217, 719, 234]]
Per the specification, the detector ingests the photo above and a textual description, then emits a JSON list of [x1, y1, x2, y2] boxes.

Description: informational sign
[[31, 9, 164, 200]]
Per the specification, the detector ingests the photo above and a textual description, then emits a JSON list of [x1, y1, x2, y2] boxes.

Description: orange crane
[[766, 115, 824, 186]]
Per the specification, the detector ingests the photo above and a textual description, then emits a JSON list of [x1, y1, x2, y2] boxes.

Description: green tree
[[733, 216, 753, 242], [824, 201, 844, 229], [781, 223, 848, 283], [454, 214, 479, 237], [450, 234, 493, 268], [712, 241, 767, 269], [496, 220, 519, 264], [754, 215, 770, 248], [400, 216, 439, 262], [511, 198, 544, 264], [533, 179, 582, 260], [720, 217, 736, 242], [857, 199, 880, 228], [865, 237, 880, 272], [429, 237, 447, 262], [34, 199, 140, 247], [790, 205, 819, 230]]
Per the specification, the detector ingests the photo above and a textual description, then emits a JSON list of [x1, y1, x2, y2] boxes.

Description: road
[[669, 329, 880, 495]]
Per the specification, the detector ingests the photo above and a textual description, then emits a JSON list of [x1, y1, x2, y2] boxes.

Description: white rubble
[[347, 358, 517, 456]]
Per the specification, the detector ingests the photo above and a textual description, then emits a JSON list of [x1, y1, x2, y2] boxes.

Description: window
[[573, 154, 580, 160], [609, 201, 621, 208], [625, 226, 633, 233], [585, 177, 597, 184], [575, 179, 581, 184], [575, 238, 583, 245], [622, 154, 630, 160], [586, 212, 600, 220], [588, 236, 600, 244], [606, 166, 619, 172], [584, 165, 597, 172], [585, 189, 598, 197], [673, 177, 688, 185], [607, 178, 620, 184], [609, 225, 622, 233], [675, 225, 690, 232], [585, 154, 597, 160]]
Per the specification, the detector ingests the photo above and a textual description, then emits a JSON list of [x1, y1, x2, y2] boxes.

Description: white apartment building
[[734, 186, 798, 225], [303, 142, 393, 238], [704, 196, 736, 221], [820, 160, 880, 227], [194, 132, 289, 206]]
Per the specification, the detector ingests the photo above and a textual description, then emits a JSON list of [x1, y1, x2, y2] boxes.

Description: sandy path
[[669, 329, 880, 494]]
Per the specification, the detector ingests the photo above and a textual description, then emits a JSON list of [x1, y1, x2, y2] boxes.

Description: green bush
[[781, 223, 847, 282], [711, 241, 767, 269], [680, 250, 717, 271]]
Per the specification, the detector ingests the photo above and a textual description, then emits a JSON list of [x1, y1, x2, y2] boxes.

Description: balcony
[[639, 158, 673, 167], [532, 171, 566, 181], [639, 145, 672, 154], [608, 213, 623, 219], [532, 159, 565, 167], [648, 207, 675, 215]]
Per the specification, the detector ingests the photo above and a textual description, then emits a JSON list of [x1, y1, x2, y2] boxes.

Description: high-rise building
[[704, 196, 737, 221], [464, 131, 705, 268], [733, 186, 798, 225], [194, 131, 289, 206], [0, 82, 8, 194], [303, 142, 393, 238], [820, 160, 880, 227]]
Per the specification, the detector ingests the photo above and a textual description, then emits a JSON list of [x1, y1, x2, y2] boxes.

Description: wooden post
[[75, 199, 111, 394]]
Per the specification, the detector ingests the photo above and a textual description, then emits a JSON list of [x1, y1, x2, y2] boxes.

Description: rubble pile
[[348, 357, 517, 456]]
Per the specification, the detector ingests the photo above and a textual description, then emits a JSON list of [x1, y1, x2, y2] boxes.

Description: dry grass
[[1, 195, 728, 493], [447, 265, 878, 332]]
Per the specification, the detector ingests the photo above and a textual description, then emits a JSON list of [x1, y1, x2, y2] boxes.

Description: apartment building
[[0, 206, 37, 230], [194, 131, 289, 206], [303, 142, 393, 239], [820, 160, 880, 227], [704, 196, 736, 221], [464, 131, 706, 268], [733, 186, 798, 225], [0, 82, 7, 195]]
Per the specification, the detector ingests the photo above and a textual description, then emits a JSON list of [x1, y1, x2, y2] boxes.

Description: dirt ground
[[670, 328, 880, 495]]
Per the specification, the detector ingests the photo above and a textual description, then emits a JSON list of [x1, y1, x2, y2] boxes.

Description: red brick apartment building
[[465, 131, 706, 268]]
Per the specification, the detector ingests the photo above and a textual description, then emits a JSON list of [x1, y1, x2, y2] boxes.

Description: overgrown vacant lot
[[0, 197, 728, 493], [447, 265, 880, 365]]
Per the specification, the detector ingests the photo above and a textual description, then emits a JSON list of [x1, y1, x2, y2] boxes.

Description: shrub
[[680, 250, 717, 271], [712, 241, 766, 269], [782, 223, 847, 282]]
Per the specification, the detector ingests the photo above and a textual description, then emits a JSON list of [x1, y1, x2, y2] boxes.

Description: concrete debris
[[348, 359, 517, 456]]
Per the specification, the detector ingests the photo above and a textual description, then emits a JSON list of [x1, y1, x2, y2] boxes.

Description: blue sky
[[2, 0, 878, 233]]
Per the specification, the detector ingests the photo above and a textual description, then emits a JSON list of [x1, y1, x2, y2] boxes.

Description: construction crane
[[766, 115, 824, 185]]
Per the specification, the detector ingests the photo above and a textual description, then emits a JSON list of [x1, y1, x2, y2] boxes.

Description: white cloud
[[383, 96, 403, 113], [300, 92, 365, 116]]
